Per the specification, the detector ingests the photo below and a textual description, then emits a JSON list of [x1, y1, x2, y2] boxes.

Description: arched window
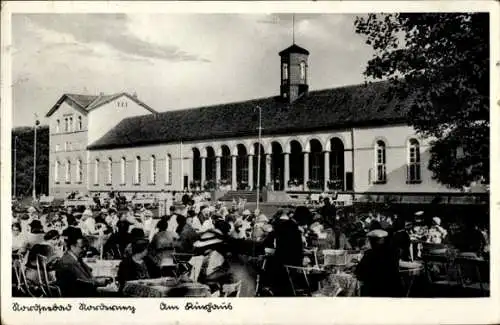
[[77, 116, 83, 131], [120, 157, 126, 185], [407, 139, 421, 183], [107, 158, 113, 184], [300, 61, 306, 81], [135, 156, 141, 184], [56, 119, 60, 133], [76, 159, 82, 183], [374, 140, 386, 183], [54, 160, 60, 183], [64, 118, 69, 132], [282, 63, 288, 81], [165, 154, 172, 184], [150, 155, 156, 184], [69, 117, 73, 132], [94, 159, 100, 185], [65, 159, 71, 183]]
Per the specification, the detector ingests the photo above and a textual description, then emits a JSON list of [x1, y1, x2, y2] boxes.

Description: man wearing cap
[[355, 229, 403, 297]]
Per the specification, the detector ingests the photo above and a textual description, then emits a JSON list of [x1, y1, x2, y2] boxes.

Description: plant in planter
[[327, 179, 343, 190], [287, 179, 301, 187], [307, 179, 322, 190], [203, 180, 217, 191], [189, 180, 201, 190], [238, 181, 248, 190]]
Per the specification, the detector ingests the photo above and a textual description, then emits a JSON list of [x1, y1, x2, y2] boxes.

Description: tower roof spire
[[292, 14, 295, 44]]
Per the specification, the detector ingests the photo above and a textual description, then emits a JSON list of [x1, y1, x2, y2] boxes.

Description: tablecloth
[[122, 277, 211, 297], [84, 259, 120, 278]]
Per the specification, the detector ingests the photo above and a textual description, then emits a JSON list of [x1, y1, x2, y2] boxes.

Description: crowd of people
[[11, 191, 490, 297]]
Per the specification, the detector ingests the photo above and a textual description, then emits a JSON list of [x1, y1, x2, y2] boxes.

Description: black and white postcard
[[1, 1, 499, 324]]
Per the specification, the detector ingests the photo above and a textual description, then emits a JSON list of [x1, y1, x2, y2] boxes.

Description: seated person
[[190, 230, 232, 293], [117, 239, 160, 293], [55, 232, 110, 297]]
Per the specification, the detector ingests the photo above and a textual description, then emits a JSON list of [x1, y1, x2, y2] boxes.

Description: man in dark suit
[[55, 232, 109, 297]]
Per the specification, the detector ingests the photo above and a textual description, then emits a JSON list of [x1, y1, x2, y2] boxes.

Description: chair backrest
[[12, 259, 25, 295], [222, 281, 242, 297], [323, 249, 348, 266], [173, 253, 194, 264], [284, 265, 312, 296]]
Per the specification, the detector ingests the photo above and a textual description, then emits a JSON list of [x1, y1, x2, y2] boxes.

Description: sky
[[11, 13, 375, 127]]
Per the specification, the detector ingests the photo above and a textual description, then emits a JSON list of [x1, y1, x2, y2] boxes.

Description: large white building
[[47, 43, 464, 201]]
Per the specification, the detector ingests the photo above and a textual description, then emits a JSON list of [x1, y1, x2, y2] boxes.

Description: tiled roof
[[65, 94, 99, 108], [45, 92, 157, 117], [279, 44, 310, 56], [88, 81, 412, 151]]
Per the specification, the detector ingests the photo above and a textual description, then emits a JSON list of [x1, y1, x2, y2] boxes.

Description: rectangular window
[[374, 142, 387, 183], [407, 141, 421, 183], [94, 159, 99, 185], [54, 161, 60, 183], [134, 157, 141, 184], [107, 158, 113, 185], [120, 158, 126, 185], [165, 155, 172, 184], [55, 144, 60, 152], [65, 161, 71, 183], [150, 156, 156, 184]]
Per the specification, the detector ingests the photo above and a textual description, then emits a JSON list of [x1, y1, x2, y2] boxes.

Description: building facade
[[47, 43, 457, 199], [46, 93, 157, 197]]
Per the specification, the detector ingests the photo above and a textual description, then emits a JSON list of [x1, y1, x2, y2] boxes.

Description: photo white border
[[1, 1, 499, 324]]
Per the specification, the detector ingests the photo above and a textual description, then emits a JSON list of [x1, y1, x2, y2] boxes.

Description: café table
[[316, 269, 360, 297], [399, 260, 424, 297], [83, 258, 121, 278], [123, 277, 211, 297]]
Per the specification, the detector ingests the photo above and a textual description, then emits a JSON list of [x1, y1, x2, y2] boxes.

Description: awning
[[399, 195, 435, 204]]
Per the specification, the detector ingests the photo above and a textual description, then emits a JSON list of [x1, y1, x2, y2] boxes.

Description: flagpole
[[13, 136, 17, 198], [256, 105, 262, 212], [33, 115, 39, 201]]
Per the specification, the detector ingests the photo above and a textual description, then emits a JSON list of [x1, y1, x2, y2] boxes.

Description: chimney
[[133, 91, 138, 98]]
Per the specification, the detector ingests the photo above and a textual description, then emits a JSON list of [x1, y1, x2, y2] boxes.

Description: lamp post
[[255, 105, 262, 213], [32, 116, 40, 201], [13, 136, 17, 198]]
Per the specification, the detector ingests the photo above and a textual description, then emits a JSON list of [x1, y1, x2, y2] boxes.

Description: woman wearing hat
[[25, 219, 45, 250], [117, 238, 160, 294], [149, 219, 177, 267], [190, 230, 232, 293], [355, 229, 403, 297]]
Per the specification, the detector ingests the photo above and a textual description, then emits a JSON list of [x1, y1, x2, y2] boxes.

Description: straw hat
[[242, 209, 251, 216], [432, 217, 441, 226], [28, 206, 37, 213], [255, 214, 268, 224], [144, 210, 153, 217], [193, 230, 223, 248], [414, 211, 424, 216], [83, 209, 93, 217], [366, 229, 388, 238]]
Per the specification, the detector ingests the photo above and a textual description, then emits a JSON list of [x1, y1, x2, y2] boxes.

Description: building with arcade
[[47, 43, 475, 203]]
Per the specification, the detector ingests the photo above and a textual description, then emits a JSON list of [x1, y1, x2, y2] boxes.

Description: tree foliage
[[355, 13, 489, 188], [11, 125, 49, 197]]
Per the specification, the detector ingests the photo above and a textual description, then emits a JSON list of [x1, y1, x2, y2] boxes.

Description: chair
[[284, 265, 313, 296], [222, 281, 242, 297], [172, 253, 194, 277], [304, 248, 319, 268], [456, 257, 489, 296], [14, 259, 43, 297], [12, 259, 27, 296], [399, 265, 424, 297], [36, 255, 61, 297]]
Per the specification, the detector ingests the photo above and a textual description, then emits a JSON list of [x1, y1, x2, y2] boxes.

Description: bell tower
[[279, 44, 309, 103]]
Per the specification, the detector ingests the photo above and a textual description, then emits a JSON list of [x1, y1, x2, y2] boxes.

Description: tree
[[354, 13, 489, 189], [12, 125, 49, 197]]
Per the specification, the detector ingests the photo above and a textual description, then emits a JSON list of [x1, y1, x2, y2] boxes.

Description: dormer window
[[56, 119, 60, 133], [282, 63, 289, 81]]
